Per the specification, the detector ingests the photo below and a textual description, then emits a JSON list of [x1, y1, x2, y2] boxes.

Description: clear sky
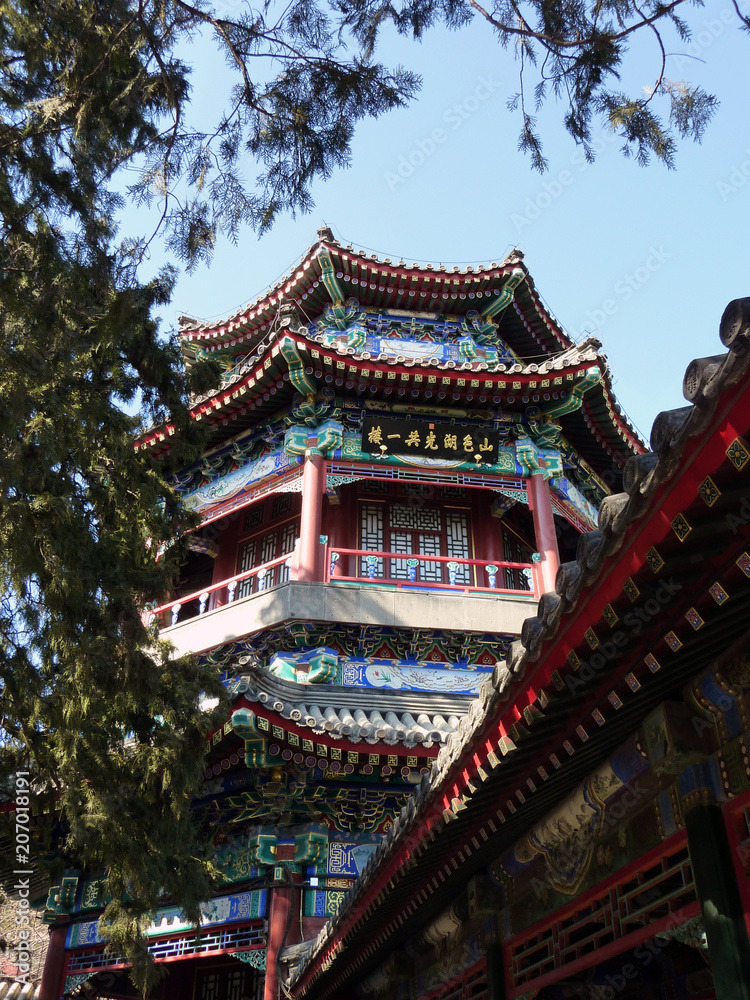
[[129, 4, 750, 443]]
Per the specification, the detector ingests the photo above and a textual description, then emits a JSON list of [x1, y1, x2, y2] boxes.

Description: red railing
[[324, 547, 536, 596], [148, 546, 537, 628], [147, 551, 292, 627], [506, 836, 697, 995]]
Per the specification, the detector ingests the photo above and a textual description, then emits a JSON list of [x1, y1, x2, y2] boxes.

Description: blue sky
[[131, 4, 750, 442]]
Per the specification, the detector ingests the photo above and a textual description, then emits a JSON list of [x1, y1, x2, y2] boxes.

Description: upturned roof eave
[[207, 666, 480, 751], [177, 238, 569, 360], [136, 332, 635, 464]]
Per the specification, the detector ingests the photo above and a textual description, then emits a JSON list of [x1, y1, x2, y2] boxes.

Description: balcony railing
[[147, 551, 292, 628], [324, 547, 535, 595], [148, 547, 537, 629]]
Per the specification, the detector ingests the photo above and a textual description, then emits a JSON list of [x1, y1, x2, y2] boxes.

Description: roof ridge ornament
[[275, 302, 304, 335]]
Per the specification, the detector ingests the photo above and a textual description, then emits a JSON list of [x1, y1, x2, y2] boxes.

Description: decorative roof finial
[[277, 301, 303, 334], [317, 226, 335, 242]]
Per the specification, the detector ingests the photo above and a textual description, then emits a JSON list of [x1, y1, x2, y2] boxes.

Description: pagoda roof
[[199, 666, 480, 834], [140, 233, 643, 480], [222, 667, 475, 750], [139, 328, 638, 467], [178, 236, 565, 362], [289, 303, 750, 999]]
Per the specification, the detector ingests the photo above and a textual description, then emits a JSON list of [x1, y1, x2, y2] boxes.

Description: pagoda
[[38, 229, 642, 1000]]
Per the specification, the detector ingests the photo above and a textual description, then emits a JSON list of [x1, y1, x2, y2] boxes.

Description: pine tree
[[0, 2, 224, 990], [0, 183, 225, 994]]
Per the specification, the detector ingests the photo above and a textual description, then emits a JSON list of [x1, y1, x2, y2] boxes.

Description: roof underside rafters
[[138, 330, 641, 472]]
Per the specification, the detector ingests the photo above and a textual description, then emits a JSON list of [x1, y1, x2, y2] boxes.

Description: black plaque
[[361, 416, 498, 463]]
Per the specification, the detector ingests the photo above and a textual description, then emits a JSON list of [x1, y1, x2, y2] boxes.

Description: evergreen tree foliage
[[339, 0, 725, 169], [0, 1, 226, 991], [0, 0, 414, 989]]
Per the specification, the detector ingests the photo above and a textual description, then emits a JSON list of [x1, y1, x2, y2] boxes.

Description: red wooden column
[[526, 473, 560, 596], [39, 923, 67, 1000], [264, 884, 292, 1000], [210, 513, 241, 606], [297, 451, 326, 582], [324, 489, 351, 578], [264, 843, 302, 1000]]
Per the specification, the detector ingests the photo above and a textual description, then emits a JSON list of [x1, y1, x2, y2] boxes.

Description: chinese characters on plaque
[[361, 416, 499, 464]]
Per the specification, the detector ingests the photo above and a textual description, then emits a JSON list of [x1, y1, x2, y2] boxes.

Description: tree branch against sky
[[0, 0, 743, 991], [83, 0, 735, 271], [337, 0, 726, 171]]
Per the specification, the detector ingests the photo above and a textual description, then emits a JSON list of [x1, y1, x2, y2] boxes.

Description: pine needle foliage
[[0, 0, 414, 990], [0, 170, 224, 996], [0, 1, 230, 993], [339, 0, 724, 167]]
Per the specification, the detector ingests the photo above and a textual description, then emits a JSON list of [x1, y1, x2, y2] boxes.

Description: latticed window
[[445, 509, 471, 585], [278, 522, 297, 584], [200, 971, 219, 1000], [390, 504, 441, 531], [389, 504, 442, 581], [415, 531, 442, 582], [243, 505, 264, 532], [236, 495, 300, 596], [273, 494, 293, 517], [388, 529, 412, 579], [259, 530, 276, 566], [441, 485, 466, 499], [401, 483, 432, 497], [359, 503, 385, 577], [197, 965, 262, 1000], [227, 969, 246, 1000], [361, 479, 390, 494], [358, 501, 472, 585], [237, 538, 257, 599]]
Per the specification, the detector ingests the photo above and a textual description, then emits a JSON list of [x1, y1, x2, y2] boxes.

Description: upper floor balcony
[[152, 546, 539, 659], [150, 462, 582, 659]]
